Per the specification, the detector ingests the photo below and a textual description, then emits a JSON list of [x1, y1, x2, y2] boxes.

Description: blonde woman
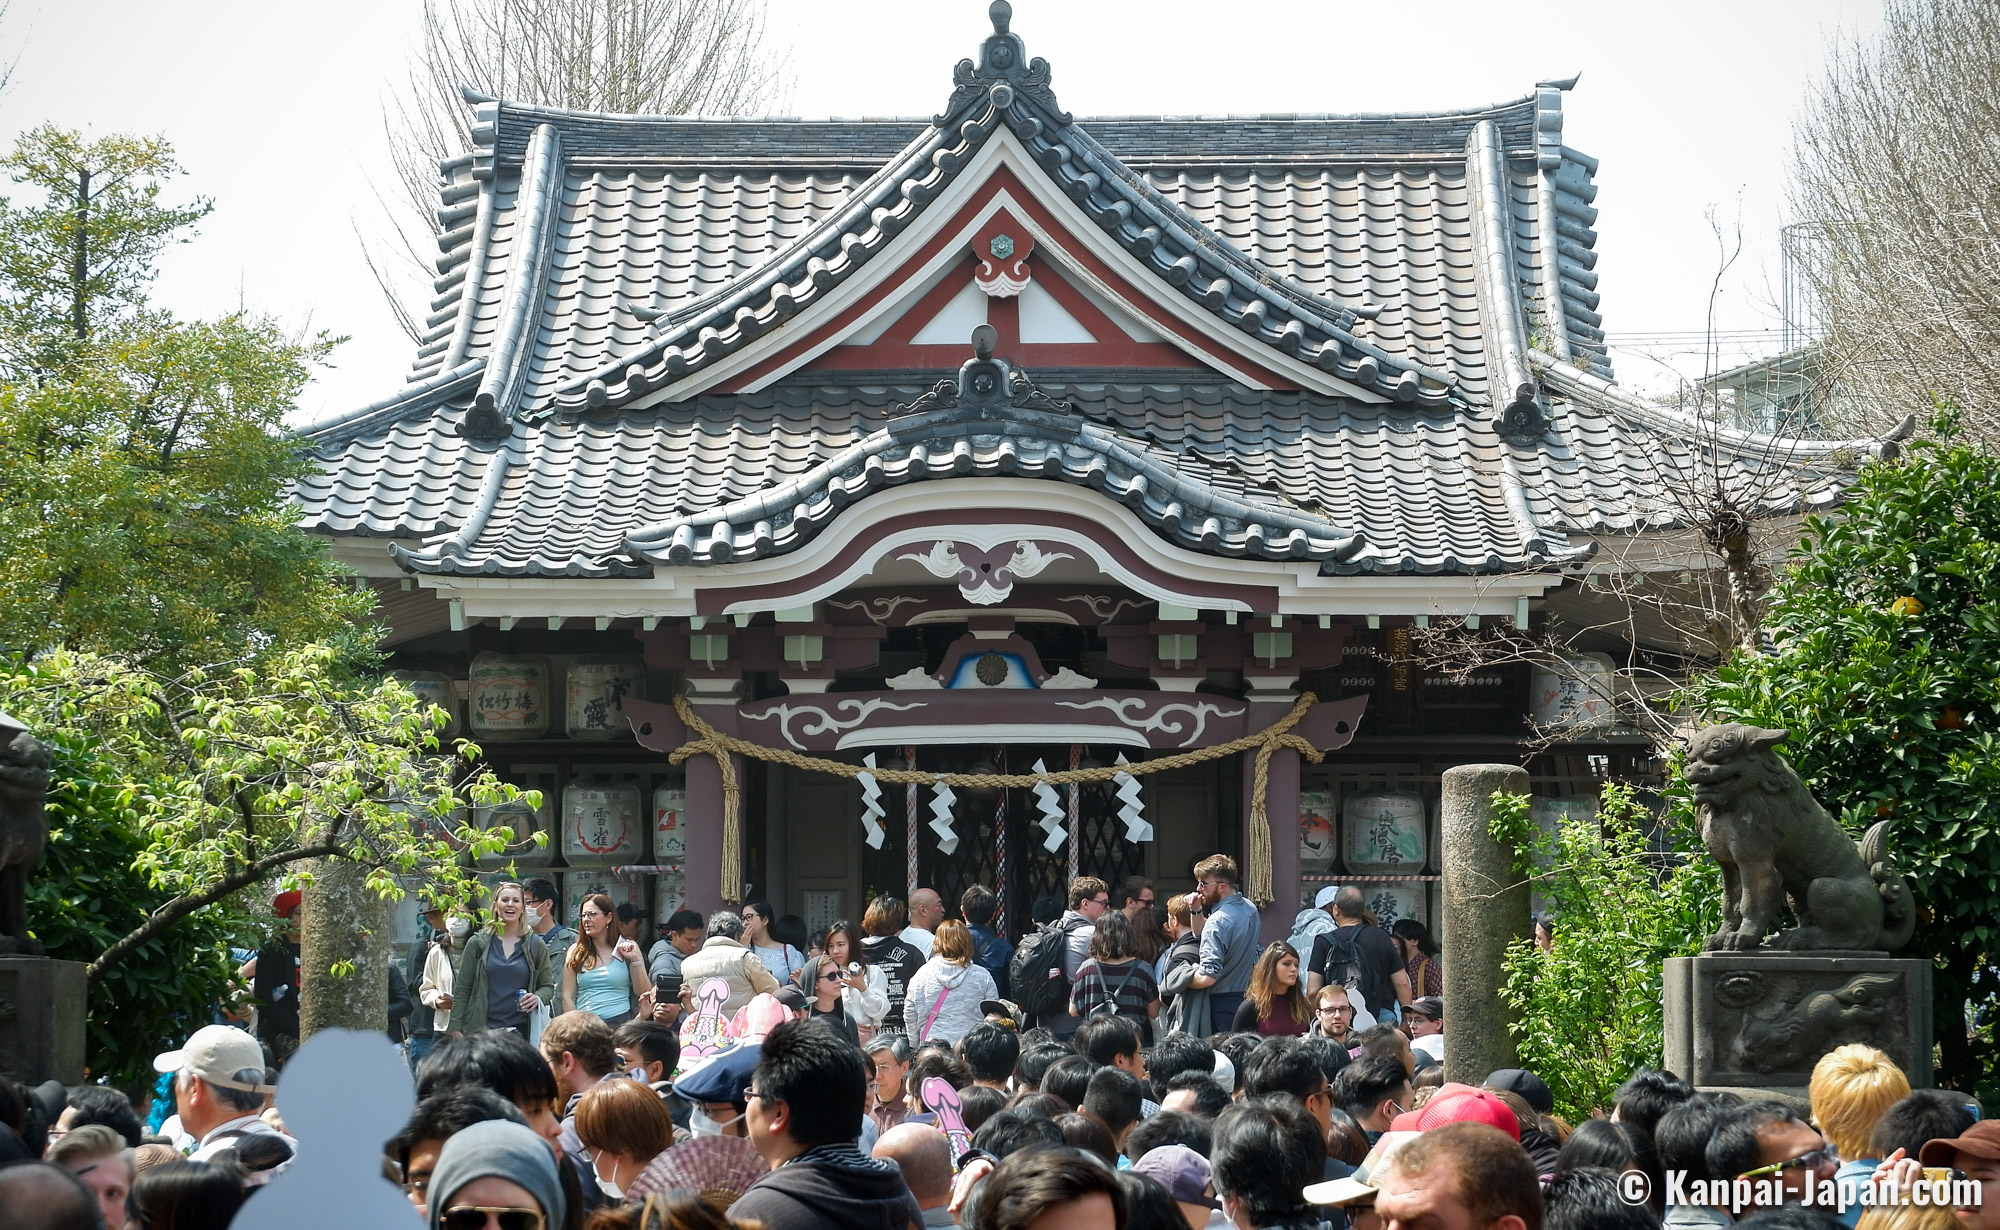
[[451, 882, 556, 1037], [904, 920, 997, 1044], [563, 892, 652, 1024]]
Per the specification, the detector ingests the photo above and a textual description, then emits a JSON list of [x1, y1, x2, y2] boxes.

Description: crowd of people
[[1, 855, 1992, 1230]]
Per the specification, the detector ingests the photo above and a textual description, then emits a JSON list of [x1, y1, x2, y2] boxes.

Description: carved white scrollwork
[[746, 698, 928, 750], [1053, 696, 1241, 747]]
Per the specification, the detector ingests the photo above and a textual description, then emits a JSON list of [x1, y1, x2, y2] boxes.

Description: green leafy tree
[[1490, 783, 1720, 1120], [1696, 417, 2000, 1098], [0, 126, 370, 668], [3, 648, 542, 992]]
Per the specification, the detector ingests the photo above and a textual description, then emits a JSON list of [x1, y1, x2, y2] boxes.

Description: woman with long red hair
[[1231, 941, 1311, 1036], [563, 893, 652, 1024]]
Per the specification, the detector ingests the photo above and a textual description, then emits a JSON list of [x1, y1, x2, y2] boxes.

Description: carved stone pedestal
[[1665, 952, 1932, 1101], [0, 957, 87, 1084]]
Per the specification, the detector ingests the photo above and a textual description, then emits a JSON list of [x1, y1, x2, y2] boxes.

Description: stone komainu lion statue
[[0, 725, 51, 956], [1687, 724, 1915, 952]]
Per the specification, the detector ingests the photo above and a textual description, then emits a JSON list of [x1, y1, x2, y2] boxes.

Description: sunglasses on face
[[441, 1207, 544, 1230], [820, 969, 843, 982], [1738, 1149, 1838, 1180]]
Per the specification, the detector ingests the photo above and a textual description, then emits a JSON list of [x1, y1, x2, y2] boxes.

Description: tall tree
[[0, 127, 209, 372], [0, 128, 371, 668], [1789, 0, 2000, 439], [372, 0, 789, 338], [1697, 416, 2000, 1098]]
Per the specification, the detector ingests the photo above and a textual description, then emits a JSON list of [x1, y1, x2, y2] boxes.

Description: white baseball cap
[[1314, 885, 1341, 909], [152, 1025, 274, 1094]]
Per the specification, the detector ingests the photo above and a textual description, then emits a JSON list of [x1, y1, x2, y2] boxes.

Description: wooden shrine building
[[298, 5, 1900, 945]]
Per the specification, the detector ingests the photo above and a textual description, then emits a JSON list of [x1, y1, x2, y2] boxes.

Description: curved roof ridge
[[300, 359, 483, 445], [615, 347, 1365, 571], [458, 89, 1539, 131], [1530, 351, 1911, 461]]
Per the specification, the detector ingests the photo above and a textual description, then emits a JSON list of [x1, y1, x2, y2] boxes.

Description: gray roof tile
[[303, 373, 1890, 580]]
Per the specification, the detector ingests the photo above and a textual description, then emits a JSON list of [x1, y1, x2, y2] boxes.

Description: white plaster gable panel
[[1016, 280, 1094, 343], [909, 279, 992, 344]]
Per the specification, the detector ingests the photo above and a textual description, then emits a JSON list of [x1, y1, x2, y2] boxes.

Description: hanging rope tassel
[[669, 692, 1322, 906]]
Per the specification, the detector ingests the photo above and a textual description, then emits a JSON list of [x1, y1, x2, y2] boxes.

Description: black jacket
[[730, 1143, 923, 1230], [386, 962, 413, 1042]]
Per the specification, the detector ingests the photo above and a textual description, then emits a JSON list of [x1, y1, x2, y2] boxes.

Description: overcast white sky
[[5, 0, 1879, 420]]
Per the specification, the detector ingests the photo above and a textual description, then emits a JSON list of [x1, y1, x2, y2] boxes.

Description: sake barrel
[[561, 870, 650, 931], [653, 869, 689, 930], [1343, 791, 1427, 873], [468, 654, 551, 740], [1356, 882, 1426, 928], [565, 657, 648, 741], [562, 778, 645, 865], [473, 797, 553, 869], [652, 782, 689, 928], [1298, 790, 1337, 875], [653, 783, 688, 863], [393, 671, 461, 740], [1530, 653, 1617, 731]]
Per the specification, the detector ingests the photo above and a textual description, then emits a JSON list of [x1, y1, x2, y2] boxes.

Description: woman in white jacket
[[823, 921, 890, 1045], [419, 915, 472, 1035], [904, 920, 997, 1045]]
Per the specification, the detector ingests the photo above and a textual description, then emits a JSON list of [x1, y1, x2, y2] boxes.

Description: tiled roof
[[299, 364, 1896, 581], [338, 13, 1608, 444], [299, 8, 1890, 586]]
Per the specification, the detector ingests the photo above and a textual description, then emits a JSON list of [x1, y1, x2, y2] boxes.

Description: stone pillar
[[299, 858, 393, 1040], [0, 957, 86, 1082], [1440, 763, 1530, 1086]]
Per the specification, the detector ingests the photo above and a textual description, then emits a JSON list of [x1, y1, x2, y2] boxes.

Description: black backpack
[[1010, 918, 1086, 1016], [1317, 925, 1367, 992]]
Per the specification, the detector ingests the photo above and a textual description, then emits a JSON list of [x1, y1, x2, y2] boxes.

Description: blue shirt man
[[1190, 854, 1259, 1034]]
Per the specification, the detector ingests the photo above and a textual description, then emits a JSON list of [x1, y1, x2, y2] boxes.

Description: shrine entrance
[[850, 744, 1142, 937]]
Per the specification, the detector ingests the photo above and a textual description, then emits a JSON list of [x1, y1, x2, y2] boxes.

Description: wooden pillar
[[1242, 747, 1302, 943], [684, 752, 738, 914]]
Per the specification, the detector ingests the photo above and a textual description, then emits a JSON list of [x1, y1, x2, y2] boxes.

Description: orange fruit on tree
[[1891, 596, 1925, 616]]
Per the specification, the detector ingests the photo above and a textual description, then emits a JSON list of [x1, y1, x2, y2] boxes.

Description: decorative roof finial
[[935, 0, 1068, 127], [971, 323, 998, 360]]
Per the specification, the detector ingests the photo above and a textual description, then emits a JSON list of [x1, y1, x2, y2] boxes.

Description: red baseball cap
[[1407, 1083, 1521, 1140], [273, 890, 303, 919]]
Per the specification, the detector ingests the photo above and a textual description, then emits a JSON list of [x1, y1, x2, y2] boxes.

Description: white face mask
[[594, 1155, 624, 1200], [524, 905, 544, 927], [626, 1065, 649, 1082], [689, 1107, 742, 1138], [447, 917, 471, 938]]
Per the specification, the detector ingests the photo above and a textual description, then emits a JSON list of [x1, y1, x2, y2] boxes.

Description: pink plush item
[[730, 993, 791, 1044]]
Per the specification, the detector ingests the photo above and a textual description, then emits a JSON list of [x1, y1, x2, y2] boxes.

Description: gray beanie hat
[[427, 1119, 566, 1230]]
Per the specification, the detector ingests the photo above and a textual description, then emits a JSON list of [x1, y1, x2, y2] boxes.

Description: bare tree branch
[[363, 0, 792, 325], [1789, 0, 2000, 438]]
